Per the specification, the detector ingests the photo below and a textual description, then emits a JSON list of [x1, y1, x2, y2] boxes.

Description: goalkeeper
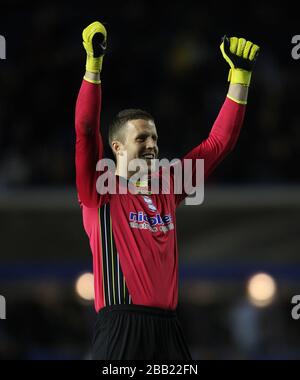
[[75, 21, 260, 360]]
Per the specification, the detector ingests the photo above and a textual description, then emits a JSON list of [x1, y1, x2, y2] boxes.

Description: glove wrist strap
[[228, 68, 252, 86], [86, 56, 103, 73]]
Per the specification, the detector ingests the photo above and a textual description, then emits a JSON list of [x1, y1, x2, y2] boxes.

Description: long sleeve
[[174, 97, 246, 206], [75, 79, 105, 207]]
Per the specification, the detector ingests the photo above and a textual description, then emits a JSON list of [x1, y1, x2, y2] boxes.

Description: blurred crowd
[[0, 1, 299, 189], [0, 282, 92, 359], [1, 279, 300, 360]]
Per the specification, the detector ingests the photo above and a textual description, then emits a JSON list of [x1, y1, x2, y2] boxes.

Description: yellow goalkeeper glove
[[82, 21, 107, 79], [220, 36, 260, 87]]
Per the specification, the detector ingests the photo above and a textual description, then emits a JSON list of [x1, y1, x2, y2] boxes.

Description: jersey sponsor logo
[[129, 211, 174, 233]]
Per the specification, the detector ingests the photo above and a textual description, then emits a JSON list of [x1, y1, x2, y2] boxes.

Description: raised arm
[[201, 36, 260, 173], [75, 21, 107, 207], [174, 36, 260, 206]]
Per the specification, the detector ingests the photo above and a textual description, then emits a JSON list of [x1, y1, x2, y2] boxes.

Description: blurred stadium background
[[0, 1, 300, 359]]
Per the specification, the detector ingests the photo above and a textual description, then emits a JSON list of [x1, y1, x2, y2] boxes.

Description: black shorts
[[92, 304, 192, 360]]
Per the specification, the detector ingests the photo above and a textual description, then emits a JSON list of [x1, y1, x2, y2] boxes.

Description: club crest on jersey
[[142, 196, 157, 212]]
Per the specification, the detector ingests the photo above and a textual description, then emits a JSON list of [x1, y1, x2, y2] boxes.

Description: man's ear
[[111, 140, 122, 156]]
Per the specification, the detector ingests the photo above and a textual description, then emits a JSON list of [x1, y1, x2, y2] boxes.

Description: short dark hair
[[108, 109, 154, 147]]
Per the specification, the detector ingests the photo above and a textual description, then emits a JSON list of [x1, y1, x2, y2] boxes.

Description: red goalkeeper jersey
[[75, 80, 245, 312]]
